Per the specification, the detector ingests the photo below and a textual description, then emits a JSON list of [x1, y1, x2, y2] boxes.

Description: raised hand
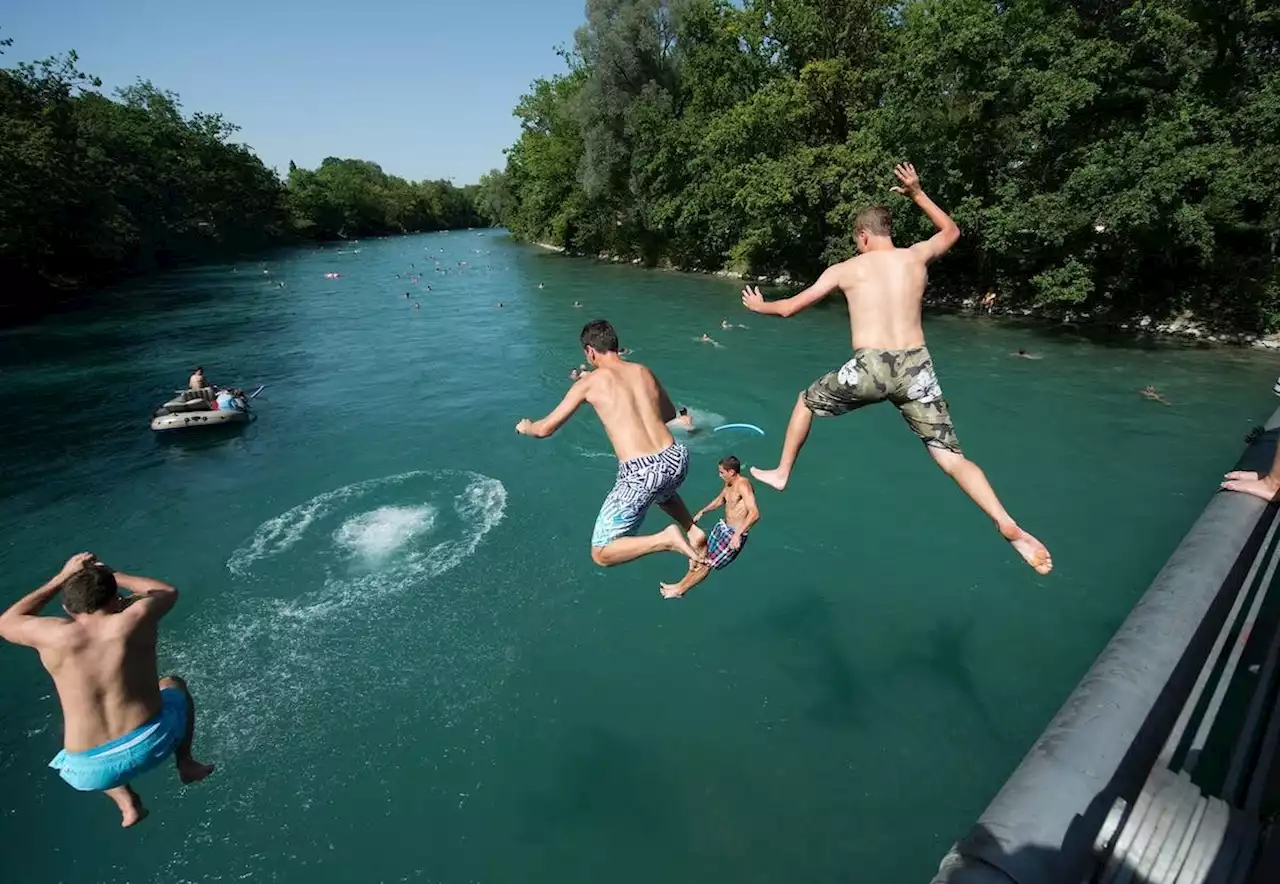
[[57, 552, 96, 582], [741, 285, 766, 313], [890, 162, 921, 198]]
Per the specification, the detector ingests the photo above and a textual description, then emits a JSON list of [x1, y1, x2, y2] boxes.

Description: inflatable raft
[[150, 388, 251, 432]]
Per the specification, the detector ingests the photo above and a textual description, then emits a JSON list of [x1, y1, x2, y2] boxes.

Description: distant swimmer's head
[[853, 206, 893, 253], [581, 319, 619, 364], [718, 455, 742, 481], [678, 407, 689, 417], [62, 562, 119, 615]]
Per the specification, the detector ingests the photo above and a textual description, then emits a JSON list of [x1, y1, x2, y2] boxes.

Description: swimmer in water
[[1141, 385, 1170, 405], [413, 302, 420, 310], [700, 334, 720, 346], [660, 456, 760, 599], [498, 302, 504, 309], [573, 301, 583, 308], [741, 161, 1051, 575], [0, 554, 215, 827], [1013, 349, 1040, 359], [673, 407, 695, 432], [517, 320, 706, 568], [539, 283, 545, 290]]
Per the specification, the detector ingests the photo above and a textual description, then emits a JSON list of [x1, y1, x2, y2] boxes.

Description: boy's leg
[[158, 676, 215, 784], [927, 447, 1051, 575], [751, 392, 813, 492]]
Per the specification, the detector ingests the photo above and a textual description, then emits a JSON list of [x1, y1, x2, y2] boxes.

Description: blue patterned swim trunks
[[591, 443, 690, 547]]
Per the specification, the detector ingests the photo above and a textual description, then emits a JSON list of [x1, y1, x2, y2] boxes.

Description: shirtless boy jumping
[[518, 320, 706, 567], [742, 162, 1051, 575], [0, 554, 214, 828], [660, 456, 760, 599]]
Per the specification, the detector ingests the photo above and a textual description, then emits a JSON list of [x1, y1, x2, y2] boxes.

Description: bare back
[[830, 249, 929, 351], [37, 609, 163, 752], [581, 359, 676, 462]]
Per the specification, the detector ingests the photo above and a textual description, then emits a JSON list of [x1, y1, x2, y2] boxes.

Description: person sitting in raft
[[660, 456, 760, 599], [188, 367, 209, 392], [0, 554, 214, 827]]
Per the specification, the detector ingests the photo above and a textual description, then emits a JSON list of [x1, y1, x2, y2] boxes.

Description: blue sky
[[3, 0, 584, 184]]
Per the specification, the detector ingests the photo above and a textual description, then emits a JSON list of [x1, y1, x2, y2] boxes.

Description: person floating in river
[[0, 554, 214, 828], [673, 406, 695, 433], [1013, 349, 1041, 360], [741, 161, 1052, 575], [1141, 385, 1170, 405], [517, 320, 706, 568], [661, 456, 760, 599]]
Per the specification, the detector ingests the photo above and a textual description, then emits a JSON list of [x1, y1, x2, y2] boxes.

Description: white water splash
[[334, 504, 438, 566]]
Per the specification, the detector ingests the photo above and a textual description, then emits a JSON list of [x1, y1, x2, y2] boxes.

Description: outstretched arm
[[693, 490, 727, 523], [741, 265, 841, 319], [892, 162, 960, 263], [516, 378, 588, 438], [0, 553, 94, 647]]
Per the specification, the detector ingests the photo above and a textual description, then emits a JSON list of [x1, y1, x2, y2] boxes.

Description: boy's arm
[[741, 265, 842, 318], [516, 377, 589, 438], [693, 490, 727, 523], [891, 162, 960, 263], [0, 553, 94, 647]]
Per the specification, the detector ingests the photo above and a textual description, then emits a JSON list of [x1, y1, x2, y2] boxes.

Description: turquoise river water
[[0, 231, 1277, 883]]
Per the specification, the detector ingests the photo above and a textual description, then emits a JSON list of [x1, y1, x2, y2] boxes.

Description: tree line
[[483, 0, 1280, 331], [0, 38, 485, 323]]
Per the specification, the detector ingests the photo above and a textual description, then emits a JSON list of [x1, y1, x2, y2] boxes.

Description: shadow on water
[[734, 593, 870, 730], [522, 725, 677, 839], [890, 612, 1013, 751]]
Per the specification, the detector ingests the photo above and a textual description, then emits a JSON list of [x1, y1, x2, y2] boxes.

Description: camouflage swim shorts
[[803, 346, 962, 454]]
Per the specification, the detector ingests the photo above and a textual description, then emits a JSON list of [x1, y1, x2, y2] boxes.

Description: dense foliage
[[492, 0, 1280, 330], [0, 41, 482, 322]]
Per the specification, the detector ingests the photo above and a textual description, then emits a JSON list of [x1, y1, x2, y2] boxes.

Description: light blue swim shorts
[[49, 687, 187, 792], [591, 443, 689, 547]]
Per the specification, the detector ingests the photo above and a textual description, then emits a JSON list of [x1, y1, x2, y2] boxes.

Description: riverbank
[[533, 240, 1280, 350]]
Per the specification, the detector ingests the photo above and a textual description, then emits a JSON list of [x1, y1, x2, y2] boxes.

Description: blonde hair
[[854, 206, 892, 237]]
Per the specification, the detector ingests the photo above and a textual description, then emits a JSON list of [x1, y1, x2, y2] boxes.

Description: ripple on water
[[162, 470, 509, 855]]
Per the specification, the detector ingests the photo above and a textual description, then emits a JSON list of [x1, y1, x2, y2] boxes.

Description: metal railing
[[931, 409, 1280, 884]]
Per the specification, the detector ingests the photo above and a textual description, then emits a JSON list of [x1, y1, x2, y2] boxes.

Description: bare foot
[[1221, 472, 1280, 502], [178, 759, 216, 785], [1002, 526, 1053, 575], [120, 799, 148, 828], [659, 582, 687, 599], [661, 525, 708, 566], [750, 466, 789, 492]]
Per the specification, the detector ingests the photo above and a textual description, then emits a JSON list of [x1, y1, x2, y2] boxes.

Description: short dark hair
[[193, 366, 203, 373], [854, 206, 893, 237], [678, 407, 689, 416], [719, 455, 741, 474], [62, 564, 118, 614], [581, 320, 619, 354]]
